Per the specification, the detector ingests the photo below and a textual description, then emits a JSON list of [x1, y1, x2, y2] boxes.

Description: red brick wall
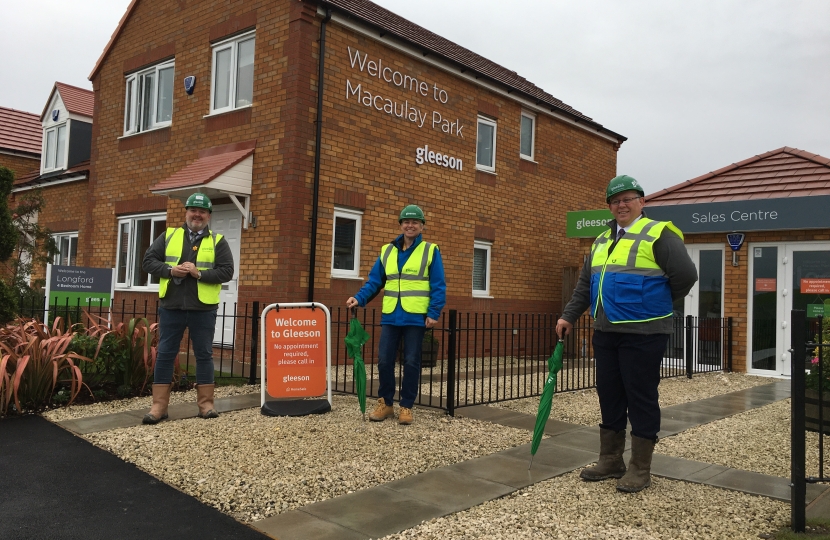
[[1, 153, 39, 179], [89, 0, 618, 318]]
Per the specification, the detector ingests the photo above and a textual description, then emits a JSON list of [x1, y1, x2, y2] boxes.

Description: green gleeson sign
[[567, 209, 613, 238]]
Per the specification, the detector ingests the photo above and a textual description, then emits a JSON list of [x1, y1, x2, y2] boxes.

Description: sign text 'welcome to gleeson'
[[346, 47, 465, 138], [266, 308, 327, 398]]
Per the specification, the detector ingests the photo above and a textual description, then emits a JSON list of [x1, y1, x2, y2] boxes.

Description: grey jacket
[[561, 214, 698, 335], [142, 225, 234, 311]]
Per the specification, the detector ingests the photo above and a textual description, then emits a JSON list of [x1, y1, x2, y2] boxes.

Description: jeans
[[154, 307, 217, 385], [377, 324, 426, 408], [592, 330, 669, 440]]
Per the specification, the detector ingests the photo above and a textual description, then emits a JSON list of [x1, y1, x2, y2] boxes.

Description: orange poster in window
[[801, 279, 830, 294], [266, 307, 328, 398], [755, 278, 776, 292]]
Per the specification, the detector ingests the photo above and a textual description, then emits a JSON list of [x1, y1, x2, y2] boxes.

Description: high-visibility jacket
[[590, 218, 683, 323], [381, 240, 437, 314], [159, 227, 223, 305]]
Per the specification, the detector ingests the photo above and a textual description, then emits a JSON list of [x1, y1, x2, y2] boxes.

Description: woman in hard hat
[[346, 204, 446, 425]]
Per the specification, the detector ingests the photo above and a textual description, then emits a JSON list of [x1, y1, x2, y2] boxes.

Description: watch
[[197, 270, 202, 280]]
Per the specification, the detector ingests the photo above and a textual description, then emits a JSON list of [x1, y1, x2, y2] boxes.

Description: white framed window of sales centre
[[331, 207, 363, 279], [210, 31, 256, 115], [473, 240, 492, 298], [52, 232, 78, 267], [476, 116, 497, 173], [123, 60, 175, 135], [115, 213, 167, 290], [520, 111, 536, 161], [42, 123, 67, 173]]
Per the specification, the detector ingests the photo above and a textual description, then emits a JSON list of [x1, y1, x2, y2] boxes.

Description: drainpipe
[[308, 7, 331, 303]]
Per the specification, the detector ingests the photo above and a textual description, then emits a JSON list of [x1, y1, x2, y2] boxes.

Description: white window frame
[[209, 31, 256, 115], [520, 111, 536, 161], [53, 232, 79, 267], [331, 207, 363, 279], [115, 213, 167, 290], [473, 240, 492, 297], [42, 123, 67, 173], [123, 59, 175, 135], [476, 116, 497, 173]]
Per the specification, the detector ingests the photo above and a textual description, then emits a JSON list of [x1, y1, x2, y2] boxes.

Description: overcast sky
[[1, 0, 826, 195]]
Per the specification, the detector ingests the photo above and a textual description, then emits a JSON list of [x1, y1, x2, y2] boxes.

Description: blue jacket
[[354, 234, 447, 326]]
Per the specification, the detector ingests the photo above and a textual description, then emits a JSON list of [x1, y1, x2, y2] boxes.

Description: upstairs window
[[473, 241, 492, 297], [520, 111, 535, 160], [331, 207, 363, 279], [53, 232, 78, 266], [211, 31, 255, 114], [43, 124, 67, 172], [124, 60, 175, 135], [476, 116, 497, 173], [116, 213, 167, 289]]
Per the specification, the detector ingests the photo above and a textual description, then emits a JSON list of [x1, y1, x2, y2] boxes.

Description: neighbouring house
[[0, 106, 41, 179]]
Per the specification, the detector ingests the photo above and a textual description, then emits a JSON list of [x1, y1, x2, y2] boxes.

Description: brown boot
[[398, 406, 414, 425], [617, 435, 656, 493], [368, 397, 394, 422], [196, 384, 219, 419], [580, 428, 627, 481], [143, 383, 172, 425]]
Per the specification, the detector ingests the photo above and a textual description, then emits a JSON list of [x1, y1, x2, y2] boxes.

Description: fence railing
[[19, 296, 733, 412]]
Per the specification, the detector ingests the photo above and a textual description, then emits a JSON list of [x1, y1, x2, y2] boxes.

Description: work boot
[[617, 435, 656, 493], [398, 406, 414, 425], [580, 428, 627, 481], [142, 383, 172, 425], [368, 398, 394, 422], [196, 384, 219, 419]]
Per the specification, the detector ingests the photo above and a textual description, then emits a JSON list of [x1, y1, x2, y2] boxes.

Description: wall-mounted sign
[[646, 196, 830, 233], [183, 76, 196, 95], [755, 278, 777, 292], [415, 145, 462, 170], [801, 278, 830, 294], [566, 209, 613, 238]]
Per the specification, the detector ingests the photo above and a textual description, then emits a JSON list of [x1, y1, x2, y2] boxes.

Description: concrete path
[[57, 380, 828, 540]]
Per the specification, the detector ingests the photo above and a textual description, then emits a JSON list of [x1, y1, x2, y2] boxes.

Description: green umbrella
[[529, 340, 564, 469], [344, 309, 370, 420]]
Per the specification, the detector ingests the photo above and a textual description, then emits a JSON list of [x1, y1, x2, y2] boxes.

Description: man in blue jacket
[[347, 204, 446, 425]]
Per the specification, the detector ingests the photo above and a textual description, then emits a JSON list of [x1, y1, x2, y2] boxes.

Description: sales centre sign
[[265, 305, 329, 398]]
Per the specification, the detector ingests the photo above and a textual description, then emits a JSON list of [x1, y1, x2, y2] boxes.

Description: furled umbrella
[[529, 340, 564, 469], [344, 308, 370, 420]]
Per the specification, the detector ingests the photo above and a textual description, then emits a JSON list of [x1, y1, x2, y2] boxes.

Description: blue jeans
[[377, 325, 425, 408], [154, 307, 217, 385]]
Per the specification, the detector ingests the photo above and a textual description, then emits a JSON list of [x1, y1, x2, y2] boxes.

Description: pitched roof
[[12, 161, 90, 190], [89, 0, 624, 141], [0, 106, 42, 155], [149, 147, 254, 193], [646, 147, 830, 206], [41, 82, 94, 120]]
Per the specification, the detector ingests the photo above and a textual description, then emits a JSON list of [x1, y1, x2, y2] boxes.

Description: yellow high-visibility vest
[[381, 241, 437, 314], [589, 218, 683, 323], [158, 227, 223, 305]]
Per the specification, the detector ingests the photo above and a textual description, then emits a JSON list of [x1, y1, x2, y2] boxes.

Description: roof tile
[[0, 106, 41, 155]]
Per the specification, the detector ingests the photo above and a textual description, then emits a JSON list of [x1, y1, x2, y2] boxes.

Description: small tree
[[0, 166, 57, 322]]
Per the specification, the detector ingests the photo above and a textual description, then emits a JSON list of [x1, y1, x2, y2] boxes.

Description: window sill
[[118, 125, 171, 140], [475, 167, 496, 175], [115, 286, 160, 292], [331, 274, 364, 281], [519, 156, 537, 163], [203, 104, 252, 119], [472, 293, 493, 299]]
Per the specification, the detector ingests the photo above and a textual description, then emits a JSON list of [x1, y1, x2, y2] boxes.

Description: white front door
[[209, 206, 241, 346]]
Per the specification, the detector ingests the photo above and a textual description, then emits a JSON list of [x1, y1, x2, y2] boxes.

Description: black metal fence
[[790, 311, 830, 533], [19, 296, 732, 412]]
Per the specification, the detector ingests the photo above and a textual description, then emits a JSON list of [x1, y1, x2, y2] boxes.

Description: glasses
[[609, 196, 641, 207]]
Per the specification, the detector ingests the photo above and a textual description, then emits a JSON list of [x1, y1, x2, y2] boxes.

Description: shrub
[[83, 314, 161, 395], [0, 317, 91, 414]]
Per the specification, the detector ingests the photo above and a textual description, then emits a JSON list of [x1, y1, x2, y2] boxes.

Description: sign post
[[44, 264, 115, 324], [260, 302, 332, 416]]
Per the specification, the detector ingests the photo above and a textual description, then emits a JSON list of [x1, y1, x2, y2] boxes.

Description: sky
[[1, 0, 827, 195]]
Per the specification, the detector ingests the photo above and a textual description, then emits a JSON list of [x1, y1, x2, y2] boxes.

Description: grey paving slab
[[456, 405, 528, 423], [704, 468, 792, 501], [451, 453, 562, 489], [501, 440, 597, 471], [650, 453, 720, 481], [672, 399, 750, 417], [385, 467, 515, 513], [300, 486, 441, 539], [657, 417, 699, 438], [660, 408, 723, 425], [252, 510, 366, 540], [57, 409, 146, 434], [684, 463, 732, 483], [546, 425, 602, 452]]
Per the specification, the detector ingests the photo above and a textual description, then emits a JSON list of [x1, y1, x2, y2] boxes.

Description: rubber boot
[[142, 383, 172, 425], [196, 384, 219, 419], [579, 427, 627, 481], [617, 435, 656, 493]]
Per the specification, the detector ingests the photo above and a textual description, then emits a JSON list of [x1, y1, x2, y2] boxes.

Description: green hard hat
[[185, 193, 212, 213], [605, 175, 645, 203], [398, 204, 425, 224]]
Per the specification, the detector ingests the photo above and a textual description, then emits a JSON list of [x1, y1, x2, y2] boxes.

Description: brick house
[[84, 0, 625, 338], [0, 106, 41, 179]]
